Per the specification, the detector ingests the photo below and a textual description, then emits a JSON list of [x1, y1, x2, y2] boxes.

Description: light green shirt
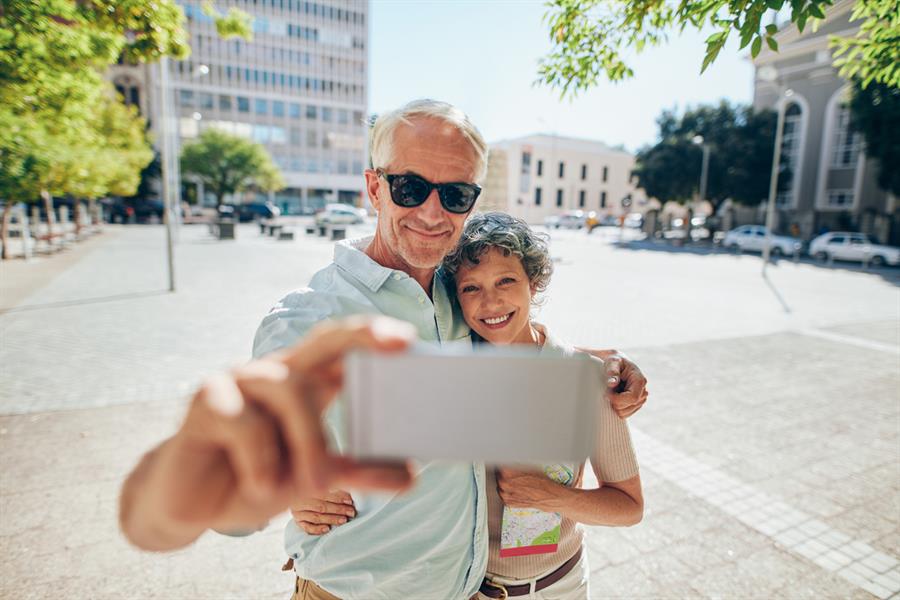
[[253, 236, 487, 600]]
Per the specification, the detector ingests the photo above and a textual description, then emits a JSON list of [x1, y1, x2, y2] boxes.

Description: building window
[[777, 102, 803, 207], [338, 109, 349, 125], [602, 166, 608, 182], [831, 104, 861, 168], [581, 164, 587, 180], [600, 191, 607, 208], [578, 190, 585, 207], [556, 189, 563, 207], [273, 101, 285, 117], [322, 107, 333, 122], [306, 105, 317, 120], [218, 95, 232, 111], [307, 130, 317, 148], [178, 90, 194, 107], [255, 98, 268, 115], [558, 162, 565, 178], [289, 103, 301, 119], [535, 187, 542, 206], [237, 96, 249, 113], [521, 151, 532, 172], [198, 93, 213, 109], [537, 160, 543, 176], [826, 189, 854, 208]]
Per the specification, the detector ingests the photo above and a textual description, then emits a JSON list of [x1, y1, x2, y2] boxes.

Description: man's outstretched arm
[[119, 317, 416, 552]]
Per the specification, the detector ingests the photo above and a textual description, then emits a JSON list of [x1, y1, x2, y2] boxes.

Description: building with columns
[[479, 134, 648, 225], [751, 0, 897, 244], [107, 0, 369, 215]]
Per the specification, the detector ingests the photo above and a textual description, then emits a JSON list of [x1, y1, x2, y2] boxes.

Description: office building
[[108, 0, 369, 214], [481, 134, 648, 224]]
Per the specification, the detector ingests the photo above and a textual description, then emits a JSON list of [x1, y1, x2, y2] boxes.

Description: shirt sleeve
[[593, 394, 640, 483], [252, 288, 340, 359]]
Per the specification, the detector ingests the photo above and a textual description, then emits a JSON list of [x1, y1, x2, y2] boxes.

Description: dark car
[[237, 202, 281, 222], [103, 198, 164, 223]]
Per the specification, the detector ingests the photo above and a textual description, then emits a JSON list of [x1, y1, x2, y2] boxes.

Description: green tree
[[633, 102, 778, 215], [849, 80, 900, 196], [538, 0, 899, 98], [180, 129, 285, 207]]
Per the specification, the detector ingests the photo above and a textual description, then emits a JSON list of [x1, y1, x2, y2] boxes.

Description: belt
[[478, 547, 583, 599]]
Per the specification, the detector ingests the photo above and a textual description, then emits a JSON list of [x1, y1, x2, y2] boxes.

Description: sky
[[368, 0, 758, 153]]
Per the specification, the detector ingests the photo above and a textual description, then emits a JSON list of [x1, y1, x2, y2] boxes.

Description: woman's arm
[[495, 467, 643, 527]]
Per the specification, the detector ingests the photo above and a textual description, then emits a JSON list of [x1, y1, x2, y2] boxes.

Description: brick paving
[[1, 224, 898, 599]]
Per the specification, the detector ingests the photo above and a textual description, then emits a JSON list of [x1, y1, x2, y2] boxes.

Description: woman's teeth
[[483, 313, 511, 325]]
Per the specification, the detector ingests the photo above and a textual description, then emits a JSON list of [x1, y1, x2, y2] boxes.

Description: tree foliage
[[849, 80, 900, 196], [0, 0, 188, 207], [633, 102, 778, 210], [538, 0, 899, 98], [180, 129, 285, 206]]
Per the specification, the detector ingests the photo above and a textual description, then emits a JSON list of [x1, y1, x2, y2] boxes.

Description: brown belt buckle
[[482, 580, 509, 600]]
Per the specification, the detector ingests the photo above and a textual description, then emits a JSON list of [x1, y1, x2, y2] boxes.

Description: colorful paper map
[[499, 464, 575, 557]]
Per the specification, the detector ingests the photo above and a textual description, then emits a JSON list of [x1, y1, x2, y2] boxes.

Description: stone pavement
[[1, 224, 898, 599]]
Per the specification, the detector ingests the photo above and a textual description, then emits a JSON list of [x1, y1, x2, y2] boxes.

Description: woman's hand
[[291, 490, 356, 535], [496, 468, 572, 512]]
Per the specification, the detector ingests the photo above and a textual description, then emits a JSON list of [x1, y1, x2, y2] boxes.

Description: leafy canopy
[[538, 0, 899, 98], [849, 80, 900, 196], [633, 102, 778, 208], [180, 129, 285, 205]]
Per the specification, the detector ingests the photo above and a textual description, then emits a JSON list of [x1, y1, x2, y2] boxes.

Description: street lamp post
[[690, 135, 710, 243], [159, 56, 176, 292], [758, 65, 793, 274]]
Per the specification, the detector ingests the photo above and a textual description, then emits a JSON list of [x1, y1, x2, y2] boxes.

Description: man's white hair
[[368, 99, 488, 183]]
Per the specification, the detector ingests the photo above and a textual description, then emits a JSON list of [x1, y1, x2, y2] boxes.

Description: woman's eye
[[461, 285, 479, 293], [499, 277, 516, 285]]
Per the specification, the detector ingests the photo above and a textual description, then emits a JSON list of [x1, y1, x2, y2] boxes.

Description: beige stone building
[[480, 134, 648, 224], [751, 0, 898, 244]]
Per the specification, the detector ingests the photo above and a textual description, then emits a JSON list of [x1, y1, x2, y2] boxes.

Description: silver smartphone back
[[344, 345, 600, 462]]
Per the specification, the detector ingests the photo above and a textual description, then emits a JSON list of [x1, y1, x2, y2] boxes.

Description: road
[[1, 223, 897, 599]]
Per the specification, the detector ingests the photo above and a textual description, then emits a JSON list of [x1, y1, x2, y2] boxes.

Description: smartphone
[[344, 345, 600, 462]]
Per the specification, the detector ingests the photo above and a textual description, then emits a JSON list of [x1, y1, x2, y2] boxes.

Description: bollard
[[330, 227, 346, 241]]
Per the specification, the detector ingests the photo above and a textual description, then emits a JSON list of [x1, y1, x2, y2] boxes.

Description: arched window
[[776, 102, 803, 207], [830, 102, 861, 168]]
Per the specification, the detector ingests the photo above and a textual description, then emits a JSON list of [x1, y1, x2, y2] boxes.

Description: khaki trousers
[[290, 577, 342, 600]]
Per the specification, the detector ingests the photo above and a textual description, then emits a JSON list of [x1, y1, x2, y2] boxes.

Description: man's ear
[[364, 169, 382, 213]]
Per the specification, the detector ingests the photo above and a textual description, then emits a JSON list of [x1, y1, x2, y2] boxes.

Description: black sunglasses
[[377, 169, 481, 214]]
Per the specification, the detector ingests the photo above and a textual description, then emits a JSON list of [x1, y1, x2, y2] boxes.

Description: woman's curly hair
[[442, 211, 553, 300]]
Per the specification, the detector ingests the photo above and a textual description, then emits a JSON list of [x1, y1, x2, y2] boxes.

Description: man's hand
[[119, 316, 416, 551], [496, 468, 571, 512], [576, 348, 648, 418], [292, 490, 356, 535]]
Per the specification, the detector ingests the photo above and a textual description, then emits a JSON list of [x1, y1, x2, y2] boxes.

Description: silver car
[[808, 232, 900, 266], [722, 225, 802, 256]]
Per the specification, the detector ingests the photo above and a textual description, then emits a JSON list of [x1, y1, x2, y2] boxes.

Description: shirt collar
[[333, 235, 412, 293]]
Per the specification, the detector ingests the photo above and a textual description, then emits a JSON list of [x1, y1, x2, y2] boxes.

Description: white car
[[722, 225, 802, 256], [808, 232, 900, 266], [315, 203, 364, 227], [544, 211, 585, 229]]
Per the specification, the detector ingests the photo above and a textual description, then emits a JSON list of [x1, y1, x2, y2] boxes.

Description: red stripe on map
[[499, 544, 558, 557]]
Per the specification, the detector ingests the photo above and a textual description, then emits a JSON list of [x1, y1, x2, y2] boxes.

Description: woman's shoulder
[[532, 322, 577, 358]]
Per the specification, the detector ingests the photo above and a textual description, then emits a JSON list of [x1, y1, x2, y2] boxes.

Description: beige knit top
[[484, 324, 639, 580]]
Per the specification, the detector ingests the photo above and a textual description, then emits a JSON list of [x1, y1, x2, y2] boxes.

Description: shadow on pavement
[[0, 289, 170, 314], [612, 239, 900, 286]]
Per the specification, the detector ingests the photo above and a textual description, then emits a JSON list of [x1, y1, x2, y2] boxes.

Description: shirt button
[[418, 296, 425, 304], [393, 273, 402, 280]]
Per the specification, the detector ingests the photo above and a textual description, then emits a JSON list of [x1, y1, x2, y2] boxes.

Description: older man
[[119, 100, 647, 600]]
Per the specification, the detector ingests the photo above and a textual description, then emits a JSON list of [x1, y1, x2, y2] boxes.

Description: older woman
[[441, 212, 643, 600]]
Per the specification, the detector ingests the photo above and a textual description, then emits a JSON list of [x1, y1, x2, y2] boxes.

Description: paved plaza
[[1, 223, 898, 599]]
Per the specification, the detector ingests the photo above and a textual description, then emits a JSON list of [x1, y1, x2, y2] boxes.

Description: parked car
[[237, 202, 280, 222], [808, 232, 900, 266], [103, 198, 164, 223], [543, 211, 585, 229], [624, 213, 643, 229], [315, 203, 364, 227], [722, 225, 803, 256]]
